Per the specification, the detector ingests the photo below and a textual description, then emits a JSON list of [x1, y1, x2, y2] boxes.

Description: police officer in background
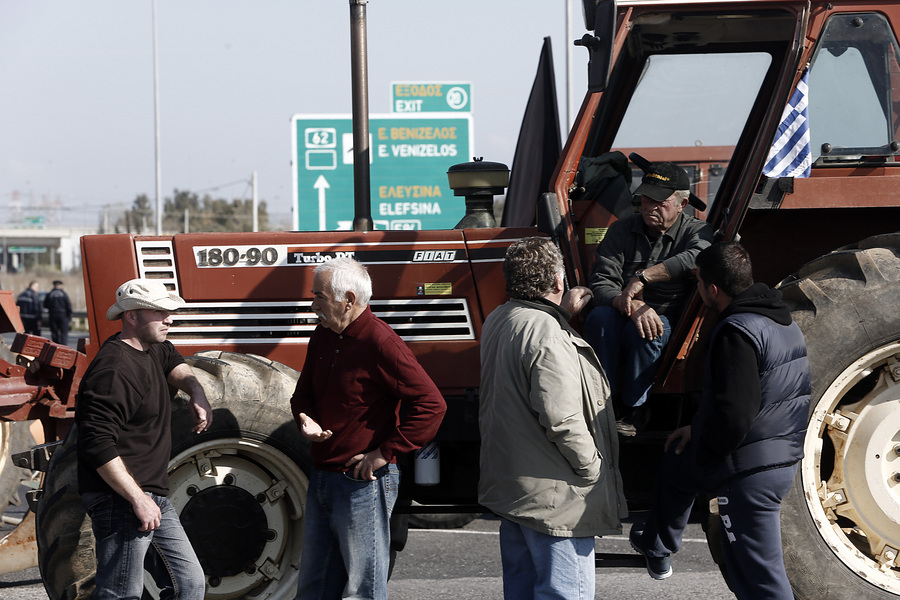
[[16, 281, 41, 336], [45, 280, 73, 345]]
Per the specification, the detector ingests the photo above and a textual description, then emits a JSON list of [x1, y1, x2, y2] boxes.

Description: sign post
[[292, 113, 474, 231]]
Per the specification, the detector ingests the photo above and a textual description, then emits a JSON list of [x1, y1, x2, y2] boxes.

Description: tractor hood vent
[[165, 298, 475, 344]]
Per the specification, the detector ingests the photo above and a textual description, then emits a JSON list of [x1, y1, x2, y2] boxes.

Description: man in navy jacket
[[16, 281, 41, 335], [630, 241, 810, 600]]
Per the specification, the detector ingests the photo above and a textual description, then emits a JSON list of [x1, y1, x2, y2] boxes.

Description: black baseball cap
[[634, 162, 691, 202], [631, 157, 707, 211]]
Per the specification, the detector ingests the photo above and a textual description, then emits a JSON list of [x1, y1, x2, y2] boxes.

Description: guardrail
[[71, 311, 88, 331], [37, 310, 88, 331]]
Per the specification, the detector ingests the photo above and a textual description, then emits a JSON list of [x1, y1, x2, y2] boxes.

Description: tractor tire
[[34, 422, 94, 599], [36, 351, 310, 600], [775, 233, 900, 599]]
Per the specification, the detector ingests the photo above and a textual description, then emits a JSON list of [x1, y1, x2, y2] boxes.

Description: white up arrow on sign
[[313, 175, 330, 231]]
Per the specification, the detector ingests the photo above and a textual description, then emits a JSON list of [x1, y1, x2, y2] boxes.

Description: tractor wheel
[[34, 423, 94, 599], [775, 234, 900, 599], [36, 351, 309, 600]]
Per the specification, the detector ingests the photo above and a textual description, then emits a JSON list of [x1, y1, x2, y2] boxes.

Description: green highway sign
[[291, 113, 474, 231], [391, 82, 471, 113]]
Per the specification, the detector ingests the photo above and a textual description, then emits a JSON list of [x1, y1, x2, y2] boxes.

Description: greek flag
[[763, 71, 811, 179]]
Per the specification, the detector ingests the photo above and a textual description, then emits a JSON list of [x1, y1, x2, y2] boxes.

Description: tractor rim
[[167, 437, 308, 599], [801, 342, 900, 593]]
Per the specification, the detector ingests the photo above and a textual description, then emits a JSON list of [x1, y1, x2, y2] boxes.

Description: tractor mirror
[[577, 0, 616, 92]]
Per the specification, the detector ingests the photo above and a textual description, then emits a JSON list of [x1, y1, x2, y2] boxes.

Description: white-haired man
[[291, 257, 446, 600], [77, 278, 212, 599]]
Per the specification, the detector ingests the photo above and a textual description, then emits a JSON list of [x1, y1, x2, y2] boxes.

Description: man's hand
[[190, 388, 213, 433], [96, 457, 161, 531], [132, 493, 162, 532], [560, 286, 593, 316], [345, 449, 388, 481], [630, 303, 665, 340], [612, 293, 629, 316], [665, 425, 692, 455], [167, 364, 213, 433], [612, 278, 644, 317], [298, 413, 333, 442]]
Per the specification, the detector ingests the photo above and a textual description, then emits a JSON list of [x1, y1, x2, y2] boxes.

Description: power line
[[189, 177, 252, 195]]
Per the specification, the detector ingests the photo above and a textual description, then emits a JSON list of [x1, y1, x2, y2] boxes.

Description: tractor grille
[[136, 241, 180, 295], [133, 240, 474, 344], [166, 298, 475, 344]]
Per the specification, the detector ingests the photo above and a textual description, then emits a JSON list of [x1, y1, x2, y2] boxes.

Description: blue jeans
[[83, 491, 205, 600], [295, 464, 400, 600], [498, 517, 596, 600], [584, 305, 671, 408]]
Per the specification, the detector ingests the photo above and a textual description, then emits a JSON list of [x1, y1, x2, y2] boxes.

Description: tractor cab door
[[555, 2, 809, 392]]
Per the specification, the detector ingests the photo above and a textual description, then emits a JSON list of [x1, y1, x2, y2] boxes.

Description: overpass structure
[[0, 227, 94, 273]]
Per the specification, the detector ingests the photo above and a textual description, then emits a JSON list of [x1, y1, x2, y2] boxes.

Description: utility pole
[[566, 0, 573, 133], [252, 171, 259, 232], [349, 0, 373, 232], [152, 0, 163, 235]]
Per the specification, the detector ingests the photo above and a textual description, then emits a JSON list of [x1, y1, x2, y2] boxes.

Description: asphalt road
[[388, 514, 734, 600], [1, 510, 733, 600]]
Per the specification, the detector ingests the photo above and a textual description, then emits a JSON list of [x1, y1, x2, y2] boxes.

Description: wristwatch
[[636, 269, 649, 285]]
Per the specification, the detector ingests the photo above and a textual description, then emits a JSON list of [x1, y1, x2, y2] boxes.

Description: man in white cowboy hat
[[76, 278, 212, 599]]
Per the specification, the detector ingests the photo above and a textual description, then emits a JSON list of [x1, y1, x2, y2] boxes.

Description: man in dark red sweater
[[291, 257, 446, 600]]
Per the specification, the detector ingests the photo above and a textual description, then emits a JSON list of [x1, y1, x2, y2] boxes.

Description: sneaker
[[629, 525, 673, 580], [631, 404, 651, 430], [616, 418, 637, 436]]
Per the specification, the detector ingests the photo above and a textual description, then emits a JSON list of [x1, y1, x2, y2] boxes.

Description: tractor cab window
[[809, 13, 900, 161], [612, 53, 771, 215]]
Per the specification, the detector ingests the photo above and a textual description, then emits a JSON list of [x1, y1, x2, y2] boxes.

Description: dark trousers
[[49, 314, 69, 345], [636, 447, 797, 600], [21, 317, 40, 336], [717, 465, 797, 599]]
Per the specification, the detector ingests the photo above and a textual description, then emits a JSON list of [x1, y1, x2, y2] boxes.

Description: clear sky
[[1, 1, 588, 229]]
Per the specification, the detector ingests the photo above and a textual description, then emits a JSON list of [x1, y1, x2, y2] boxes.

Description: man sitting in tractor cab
[[584, 160, 713, 436]]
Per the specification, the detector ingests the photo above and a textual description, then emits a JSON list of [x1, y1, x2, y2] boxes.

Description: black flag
[[501, 37, 562, 227]]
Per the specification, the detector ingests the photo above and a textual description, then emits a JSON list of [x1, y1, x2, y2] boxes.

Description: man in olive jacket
[[479, 237, 628, 600]]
